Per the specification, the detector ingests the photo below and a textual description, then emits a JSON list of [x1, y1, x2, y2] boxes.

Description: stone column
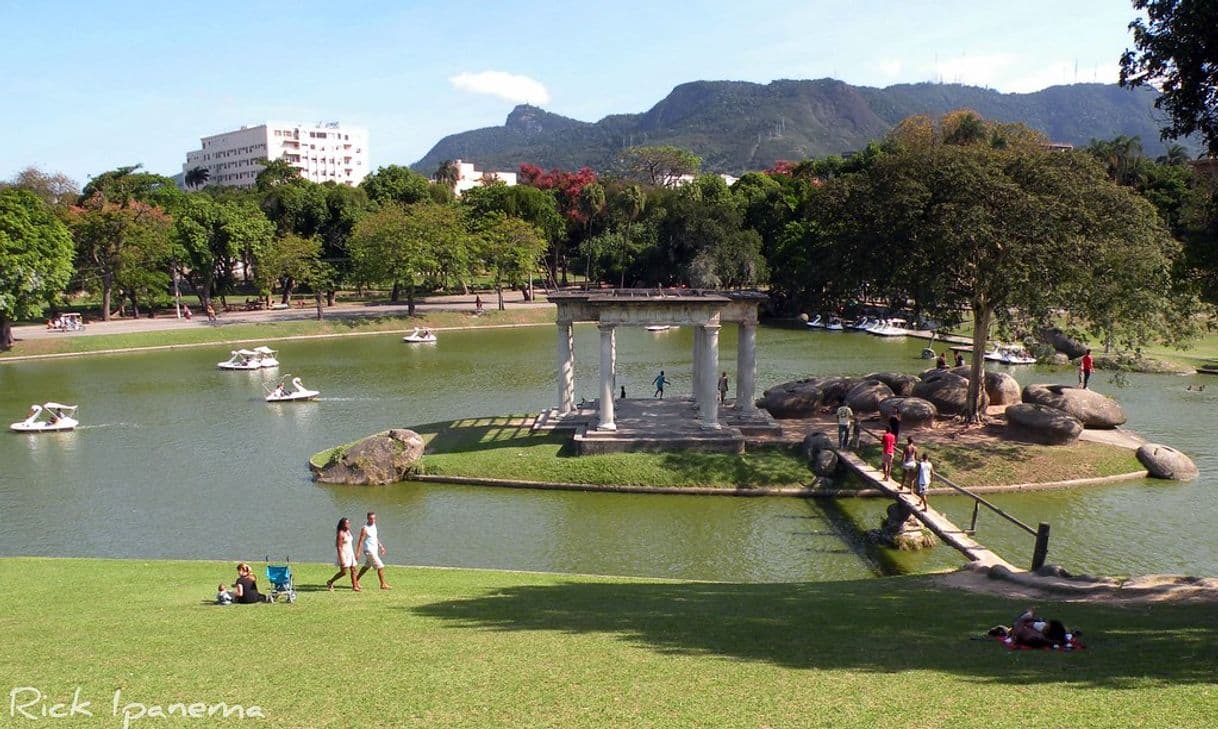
[[557, 320, 575, 414], [610, 325, 617, 393], [691, 325, 703, 404], [735, 321, 758, 414], [700, 323, 721, 429], [598, 323, 617, 431]]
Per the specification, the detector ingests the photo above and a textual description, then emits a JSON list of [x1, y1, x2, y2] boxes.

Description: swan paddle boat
[[805, 315, 824, 329], [402, 328, 437, 343], [985, 344, 1037, 365], [11, 403, 79, 433], [265, 375, 320, 402], [869, 318, 911, 337], [218, 346, 280, 370], [824, 317, 845, 331]]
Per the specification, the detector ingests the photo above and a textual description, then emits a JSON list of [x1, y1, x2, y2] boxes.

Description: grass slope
[[858, 440, 1143, 487], [2, 558, 1216, 728], [1, 309, 554, 358], [352, 416, 811, 489]]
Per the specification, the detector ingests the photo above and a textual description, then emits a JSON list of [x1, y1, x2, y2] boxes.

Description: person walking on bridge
[[836, 400, 854, 449], [881, 427, 897, 480], [916, 453, 933, 511]]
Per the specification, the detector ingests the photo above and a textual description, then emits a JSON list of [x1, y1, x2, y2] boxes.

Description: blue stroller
[[264, 556, 297, 603]]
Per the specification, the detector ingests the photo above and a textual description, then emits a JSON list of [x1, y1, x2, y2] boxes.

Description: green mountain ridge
[[413, 78, 1185, 174]]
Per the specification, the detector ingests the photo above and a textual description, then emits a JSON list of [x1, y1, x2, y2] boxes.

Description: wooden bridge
[[834, 449, 1021, 571]]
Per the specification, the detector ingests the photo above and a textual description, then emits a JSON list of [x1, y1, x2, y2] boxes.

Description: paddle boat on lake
[[265, 375, 320, 402], [11, 403, 79, 433], [645, 325, 673, 332], [985, 344, 1037, 365], [402, 328, 437, 344], [218, 346, 280, 370]]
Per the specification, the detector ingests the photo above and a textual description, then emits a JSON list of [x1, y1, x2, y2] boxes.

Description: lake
[[1, 323, 1213, 582]]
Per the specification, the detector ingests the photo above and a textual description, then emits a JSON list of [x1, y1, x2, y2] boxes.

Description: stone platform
[[533, 398, 782, 455]]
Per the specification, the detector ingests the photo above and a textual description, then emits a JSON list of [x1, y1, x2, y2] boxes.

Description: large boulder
[[864, 372, 921, 397], [1136, 443, 1199, 481], [846, 379, 895, 413], [812, 449, 840, 477], [312, 429, 426, 485], [920, 367, 954, 383], [984, 371, 1022, 406], [1021, 383, 1127, 429], [913, 373, 988, 416], [819, 377, 863, 407], [1004, 404, 1083, 445], [757, 378, 824, 418], [800, 430, 835, 461], [878, 397, 938, 429], [1038, 327, 1088, 359]]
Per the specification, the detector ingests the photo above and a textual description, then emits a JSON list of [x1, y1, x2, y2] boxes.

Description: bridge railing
[[857, 425, 1051, 570]]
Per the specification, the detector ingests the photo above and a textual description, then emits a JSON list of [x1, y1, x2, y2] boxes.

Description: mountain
[[412, 79, 1185, 175]]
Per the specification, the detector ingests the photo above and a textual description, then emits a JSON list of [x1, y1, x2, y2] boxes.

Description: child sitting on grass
[[216, 583, 234, 605]]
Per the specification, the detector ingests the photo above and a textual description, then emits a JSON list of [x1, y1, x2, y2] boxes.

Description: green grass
[[858, 440, 1143, 487], [2, 557, 1216, 728], [2, 308, 555, 358], [316, 416, 813, 489]]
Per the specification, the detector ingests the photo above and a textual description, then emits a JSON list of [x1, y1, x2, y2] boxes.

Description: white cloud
[[449, 70, 551, 105], [874, 58, 903, 78], [920, 54, 1120, 93], [928, 53, 1018, 88]]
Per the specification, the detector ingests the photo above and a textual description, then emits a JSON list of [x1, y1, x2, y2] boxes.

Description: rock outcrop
[[1021, 383, 1127, 429], [863, 372, 921, 397], [1038, 327, 1088, 359], [757, 379, 824, 418], [878, 397, 938, 429], [1136, 443, 1199, 481], [869, 502, 939, 550], [845, 379, 895, 413], [1004, 403, 1084, 445], [913, 373, 988, 416], [946, 366, 1021, 406], [312, 429, 426, 485]]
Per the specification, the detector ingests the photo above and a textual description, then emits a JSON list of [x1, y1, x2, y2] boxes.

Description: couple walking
[[327, 512, 391, 591], [882, 430, 933, 511]]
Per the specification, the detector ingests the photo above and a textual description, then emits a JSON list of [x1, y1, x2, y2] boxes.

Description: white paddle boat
[[11, 403, 79, 432], [402, 328, 437, 344], [218, 346, 280, 370], [265, 375, 319, 402]]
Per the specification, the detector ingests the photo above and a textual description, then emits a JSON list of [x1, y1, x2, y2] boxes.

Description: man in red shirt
[[881, 427, 897, 480], [1080, 348, 1094, 390]]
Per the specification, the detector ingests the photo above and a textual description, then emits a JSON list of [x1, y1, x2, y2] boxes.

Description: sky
[[0, 0, 1144, 184]]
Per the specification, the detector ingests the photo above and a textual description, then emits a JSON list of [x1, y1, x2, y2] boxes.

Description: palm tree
[[1157, 143, 1191, 166], [185, 166, 210, 189], [434, 160, 459, 190]]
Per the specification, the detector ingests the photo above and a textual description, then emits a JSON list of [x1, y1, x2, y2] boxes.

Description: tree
[[348, 203, 463, 315], [617, 146, 701, 186], [68, 196, 173, 321], [174, 196, 273, 308], [825, 128, 1199, 420], [360, 165, 432, 206], [80, 165, 181, 211], [2, 167, 79, 212], [255, 234, 322, 307], [184, 166, 210, 190], [1120, 0, 1218, 155], [0, 189, 75, 348], [478, 215, 547, 310], [254, 159, 304, 191], [433, 160, 460, 191]]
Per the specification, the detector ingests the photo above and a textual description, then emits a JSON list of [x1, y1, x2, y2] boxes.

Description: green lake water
[[1, 323, 1213, 582]]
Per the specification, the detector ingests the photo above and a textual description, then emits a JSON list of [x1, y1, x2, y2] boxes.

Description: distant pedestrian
[[954, 352, 965, 367], [717, 371, 729, 403], [881, 427, 897, 480], [205, 303, 217, 325], [916, 453, 933, 510], [836, 400, 854, 449], [475, 294, 483, 313], [888, 408, 901, 439], [183, 304, 192, 321], [1080, 348, 1094, 389], [620, 385, 626, 399], [652, 370, 670, 399], [355, 511, 391, 590], [935, 352, 948, 369], [900, 437, 918, 491]]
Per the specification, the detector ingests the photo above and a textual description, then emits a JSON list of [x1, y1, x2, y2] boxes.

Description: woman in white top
[[325, 517, 361, 591]]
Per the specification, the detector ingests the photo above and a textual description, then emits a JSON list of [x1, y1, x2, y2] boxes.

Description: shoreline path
[[14, 291, 549, 341]]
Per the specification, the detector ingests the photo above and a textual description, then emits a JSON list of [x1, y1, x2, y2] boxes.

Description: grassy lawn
[[858, 440, 1143, 487], [314, 416, 813, 489], [1, 308, 554, 359], [1, 558, 1215, 728]]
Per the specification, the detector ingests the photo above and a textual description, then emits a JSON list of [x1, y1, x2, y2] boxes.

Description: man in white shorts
[[355, 511, 391, 590]]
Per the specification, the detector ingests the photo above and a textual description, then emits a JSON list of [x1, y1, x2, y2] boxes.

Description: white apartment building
[[452, 159, 517, 196], [181, 121, 369, 188]]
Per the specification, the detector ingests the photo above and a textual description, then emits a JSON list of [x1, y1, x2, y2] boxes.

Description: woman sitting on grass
[[232, 562, 266, 604]]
